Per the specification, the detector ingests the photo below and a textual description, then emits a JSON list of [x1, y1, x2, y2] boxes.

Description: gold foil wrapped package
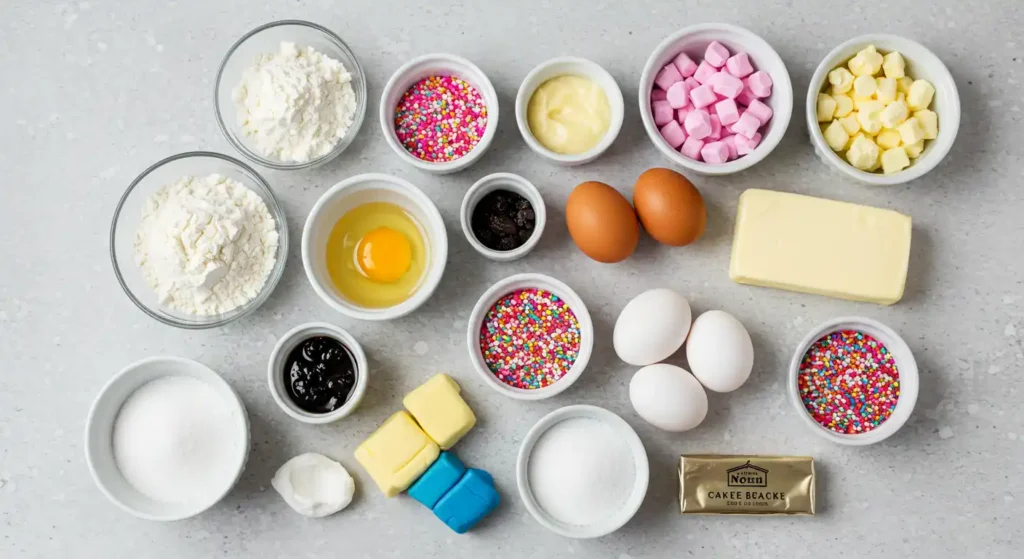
[[679, 455, 815, 515]]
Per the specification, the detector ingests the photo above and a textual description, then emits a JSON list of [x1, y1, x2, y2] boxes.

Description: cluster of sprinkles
[[393, 75, 487, 163], [479, 288, 581, 390], [798, 330, 900, 434]]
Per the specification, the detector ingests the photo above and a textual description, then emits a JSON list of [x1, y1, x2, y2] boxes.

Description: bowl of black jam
[[461, 172, 546, 262], [268, 322, 368, 423]]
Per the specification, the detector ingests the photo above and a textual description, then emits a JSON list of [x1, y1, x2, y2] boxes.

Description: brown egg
[[566, 181, 639, 263], [632, 168, 706, 246]]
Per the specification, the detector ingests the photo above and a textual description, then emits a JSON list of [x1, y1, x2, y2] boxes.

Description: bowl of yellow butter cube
[[807, 35, 960, 185]]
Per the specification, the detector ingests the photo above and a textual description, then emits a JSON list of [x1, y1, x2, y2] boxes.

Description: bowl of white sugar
[[85, 356, 250, 521], [214, 20, 368, 170]]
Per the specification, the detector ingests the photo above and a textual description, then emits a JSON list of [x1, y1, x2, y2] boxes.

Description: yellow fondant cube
[[355, 411, 440, 497], [403, 374, 476, 450]]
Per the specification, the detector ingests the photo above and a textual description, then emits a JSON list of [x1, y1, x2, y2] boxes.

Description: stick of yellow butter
[[403, 374, 476, 450], [729, 189, 911, 305], [355, 411, 440, 497]]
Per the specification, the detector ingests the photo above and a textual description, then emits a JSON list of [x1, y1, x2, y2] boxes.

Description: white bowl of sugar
[[84, 356, 250, 521]]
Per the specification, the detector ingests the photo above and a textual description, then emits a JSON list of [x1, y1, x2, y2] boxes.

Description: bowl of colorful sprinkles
[[467, 273, 593, 400], [788, 316, 919, 446], [380, 53, 498, 174]]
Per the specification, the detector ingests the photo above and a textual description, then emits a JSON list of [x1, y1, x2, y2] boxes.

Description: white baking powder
[[527, 417, 636, 526], [233, 41, 357, 163], [112, 375, 241, 504], [133, 174, 278, 316]]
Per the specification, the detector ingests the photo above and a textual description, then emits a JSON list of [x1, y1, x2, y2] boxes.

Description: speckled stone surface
[[1, 0, 1022, 557]]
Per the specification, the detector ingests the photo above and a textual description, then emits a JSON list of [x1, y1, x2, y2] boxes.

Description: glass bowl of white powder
[[110, 151, 288, 329], [214, 20, 368, 170]]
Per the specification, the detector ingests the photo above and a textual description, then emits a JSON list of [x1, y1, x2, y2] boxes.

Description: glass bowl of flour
[[214, 20, 368, 170], [110, 151, 288, 329]]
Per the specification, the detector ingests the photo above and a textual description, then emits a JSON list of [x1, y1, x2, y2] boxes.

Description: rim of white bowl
[[787, 316, 920, 446], [514, 56, 625, 166], [379, 53, 498, 174], [301, 173, 448, 321], [638, 23, 794, 176], [805, 34, 961, 186], [466, 273, 593, 400], [516, 405, 649, 538], [460, 172, 547, 262], [267, 322, 369, 424]]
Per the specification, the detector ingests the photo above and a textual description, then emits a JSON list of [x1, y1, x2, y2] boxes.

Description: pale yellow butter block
[[915, 109, 938, 139], [823, 120, 850, 151], [729, 189, 911, 305], [816, 93, 837, 122], [355, 411, 440, 497], [876, 128, 902, 150], [834, 94, 854, 117], [403, 373, 477, 450], [883, 51, 906, 79]]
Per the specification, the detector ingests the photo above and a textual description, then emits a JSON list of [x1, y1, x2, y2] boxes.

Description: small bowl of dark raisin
[[461, 172, 546, 261]]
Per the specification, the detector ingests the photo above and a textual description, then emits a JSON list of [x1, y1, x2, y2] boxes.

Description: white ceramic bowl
[[460, 173, 546, 262], [84, 356, 250, 521], [467, 273, 593, 400], [514, 57, 625, 165], [267, 322, 368, 424], [302, 173, 448, 321], [379, 53, 498, 174], [516, 405, 649, 539], [639, 23, 793, 176], [807, 34, 961, 186], [788, 316, 919, 446]]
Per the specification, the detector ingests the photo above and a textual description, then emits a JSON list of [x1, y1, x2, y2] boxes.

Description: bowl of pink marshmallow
[[639, 23, 793, 175]]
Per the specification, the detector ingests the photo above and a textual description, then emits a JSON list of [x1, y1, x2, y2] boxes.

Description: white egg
[[685, 310, 754, 393], [613, 288, 692, 366], [629, 363, 708, 432]]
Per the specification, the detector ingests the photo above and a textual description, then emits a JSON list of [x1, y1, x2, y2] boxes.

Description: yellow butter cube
[[847, 134, 880, 170], [859, 47, 884, 74], [355, 411, 440, 497], [824, 120, 850, 152], [854, 74, 877, 97], [876, 128, 902, 150], [879, 100, 909, 129], [857, 104, 884, 134], [915, 109, 938, 140], [816, 93, 837, 122], [897, 117, 925, 144], [870, 150, 883, 172], [838, 114, 861, 136], [829, 67, 855, 94], [882, 52, 906, 79], [897, 76, 914, 95], [853, 95, 877, 110], [403, 373, 476, 450], [876, 77, 897, 103], [907, 79, 935, 110], [881, 147, 911, 174], [834, 94, 854, 117], [904, 140, 925, 158]]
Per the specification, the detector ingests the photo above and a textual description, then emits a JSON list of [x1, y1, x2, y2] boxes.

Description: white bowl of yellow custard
[[516, 57, 624, 166]]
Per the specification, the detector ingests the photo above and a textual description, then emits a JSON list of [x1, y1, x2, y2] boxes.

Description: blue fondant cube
[[433, 468, 500, 534], [408, 451, 466, 509]]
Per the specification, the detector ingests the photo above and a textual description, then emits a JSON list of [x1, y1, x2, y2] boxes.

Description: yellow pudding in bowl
[[527, 75, 611, 155], [326, 201, 428, 308]]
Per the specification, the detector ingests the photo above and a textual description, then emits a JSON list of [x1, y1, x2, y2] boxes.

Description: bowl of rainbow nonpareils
[[466, 273, 594, 401], [788, 316, 919, 446]]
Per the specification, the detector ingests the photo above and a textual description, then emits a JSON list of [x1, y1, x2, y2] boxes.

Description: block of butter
[[403, 374, 476, 450], [355, 411, 440, 497], [729, 189, 911, 305]]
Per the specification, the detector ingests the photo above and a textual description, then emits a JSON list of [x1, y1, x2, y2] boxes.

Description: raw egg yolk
[[356, 227, 412, 283]]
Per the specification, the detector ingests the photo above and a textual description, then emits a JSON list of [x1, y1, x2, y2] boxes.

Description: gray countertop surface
[[2, 0, 1022, 557]]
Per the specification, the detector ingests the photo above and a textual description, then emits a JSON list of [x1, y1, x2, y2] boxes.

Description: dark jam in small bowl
[[284, 336, 357, 414], [471, 189, 536, 251]]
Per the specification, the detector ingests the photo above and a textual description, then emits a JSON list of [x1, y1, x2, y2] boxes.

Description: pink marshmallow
[[659, 120, 687, 148], [708, 115, 723, 141], [721, 134, 739, 160], [676, 106, 693, 124], [666, 81, 690, 109], [673, 52, 699, 77], [684, 77, 701, 91], [655, 64, 684, 90], [735, 132, 763, 155], [735, 87, 758, 107], [705, 41, 731, 68], [652, 100, 674, 126], [725, 52, 754, 78], [746, 71, 773, 98], [680, 137, 705, 160], [732, 111, 761, 139], [693, 61, 718, 85], [651, 88, 667, 102], [689, 84, 717, 109], [683, 108, 712, 140], [701, 140, 730, 164], [744, 98, 773, 125], [714, 98, 740, 125], [711, 71, 744, 99]]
